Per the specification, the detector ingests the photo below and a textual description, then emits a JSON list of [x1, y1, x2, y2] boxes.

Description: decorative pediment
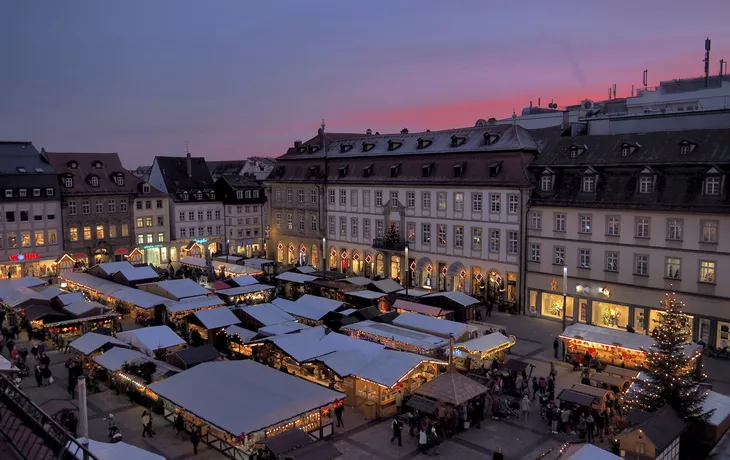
[[541, 167, 555, 175], [706, 166, 722, 175], [583, 166, 598, 175], [640, 166, 655, 175]]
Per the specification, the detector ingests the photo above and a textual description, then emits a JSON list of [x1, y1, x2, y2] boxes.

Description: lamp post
[[562, 266, 568, 331], [404, 242, 409, 296], [322, 237, 326, 271]]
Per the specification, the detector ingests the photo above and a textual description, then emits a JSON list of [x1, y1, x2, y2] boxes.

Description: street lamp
[[562, 266, 568, 331], [322, 237, 326, 271], [404, 242, 409, 296]]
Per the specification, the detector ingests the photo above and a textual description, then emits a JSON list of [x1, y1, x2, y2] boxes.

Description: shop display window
[[541, 292, 573, 319], [634, 309, 647, 334], [649, 309, 693, 340], [591, 302, 629, 330]]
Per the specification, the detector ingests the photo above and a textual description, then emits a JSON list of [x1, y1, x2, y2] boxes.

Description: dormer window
[[18, 189, 27, 197], [340, 144, 353, 153], [308, 145, 320, 154], [16, 167, 27, 173], [422, 163, 434, 177], [236, 190, 244, 199], [621, 145, 631, 156], [488, 162, 502, 177], [297, 145, 308, 154], [63, 177, 73, 188], [417, 138, 433, 149], [93, 161, 103, 169], [114, 175, 124, 186], [638, 175, 653, 194], [195, 192, 203, 200], [388, 140, 402, 151], [679, 140, 696, 155], [450, 135, 467, 147], [705, 175, 722, 195], [453, 164, 465, 177], [568, 144, 587, 158], [89, 176, 99, 187], [390, 164, 401, 177], [338, 166, 349, 178], [483, 132, 500, 145], [540, 170, 554, 192], [680, 144, 690, 155], [362, 142, 375, 152], [181, 192, 189, 200], [68, 161, 78, 169], [4, 190, 11, 198], [363, 165, 373, 178], [142, 184, 151, 194], [209, 192, 215, 200], [308, 166, 319, 178], [582, 176, 595, 193]]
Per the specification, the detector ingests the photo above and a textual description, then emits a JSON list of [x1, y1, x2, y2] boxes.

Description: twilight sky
[[1, 1, 729, 168]]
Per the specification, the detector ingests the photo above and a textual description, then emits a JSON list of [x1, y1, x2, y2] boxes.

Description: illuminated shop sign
[[9, 253, 40, 261], [195, 238, 208, 244], [142, 244, 164, 250]]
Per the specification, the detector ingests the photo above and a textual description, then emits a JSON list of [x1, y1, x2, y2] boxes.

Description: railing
[[372, 238, 407, 251], [0, 374, 98, 460]]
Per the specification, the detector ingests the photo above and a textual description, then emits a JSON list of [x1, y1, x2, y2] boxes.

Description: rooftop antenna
[[704, 38, 712, 88], [642, 69, 648, 90], [613, 84, 617, 99], [631, 85, 635, 97], [608, 88, 612, 100], [721, 59, 727, 77], [538, 97, 541, 107]]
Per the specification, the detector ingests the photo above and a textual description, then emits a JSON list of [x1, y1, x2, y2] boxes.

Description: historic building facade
[[132, 180, 171, 267], [525, 127, 730, 346], [214, 175, 266, 257]]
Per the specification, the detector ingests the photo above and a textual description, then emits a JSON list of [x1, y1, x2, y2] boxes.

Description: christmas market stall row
[[245, 326, 446, 419], [560, 323, 703, 377], [147, 360, 345, 460]]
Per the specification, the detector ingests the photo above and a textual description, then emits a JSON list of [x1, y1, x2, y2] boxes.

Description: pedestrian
[[577, 413, 587, 440], [515, 373, 524, 396], [175, 413, 185, 439], [520, 394, 531, 421], [586, 413, 596, 443], [553, 337, 559, 359], [68, 378, 75, 398], [7, 339, 14, 355], [64, 340, 70, 354], [551, 405, 560, 434], [531, 377, 539, 400], [191, 428, 200, 455], [493, 447, 504, 460], [40, 353, 50, 368], [395, 391, 403, 415], [561, 408, 572, 434], [34, 365, 43, 387], [58, 337, 65, 353], [141, 411, 154, 438], [30, 344, 39, 361], [38, 342, 45, 355], [538, 377, 547, 396], [486, 302, 493, 317], [334, 403, 344, 428], [550, 361, 557, 378], [390, 418, 403, 446], [418, 428, 429, 455], [41, 366, 52, 386]]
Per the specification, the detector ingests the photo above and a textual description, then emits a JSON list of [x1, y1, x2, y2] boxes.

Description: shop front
[[142, 244, 169, 267], [0, 253, 57, 279]]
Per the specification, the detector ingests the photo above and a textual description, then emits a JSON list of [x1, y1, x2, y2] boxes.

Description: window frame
[[665, 257, 681, 279]]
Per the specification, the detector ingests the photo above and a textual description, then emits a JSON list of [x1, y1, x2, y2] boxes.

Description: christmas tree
[[385, 221, 400, 247], [629, 293, 710, 420]]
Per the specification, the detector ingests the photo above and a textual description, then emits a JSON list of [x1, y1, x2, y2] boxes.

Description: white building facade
[[132, 181, 172, 267]]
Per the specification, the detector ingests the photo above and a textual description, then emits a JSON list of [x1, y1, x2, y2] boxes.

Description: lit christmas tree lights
[[627, 292, 711, 420]]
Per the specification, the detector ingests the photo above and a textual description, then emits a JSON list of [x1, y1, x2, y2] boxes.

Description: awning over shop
[[191, 307, 240, 330], [70, 332, 129, 355], [116, 326, 186, 356], [455, 333, 514, 357]]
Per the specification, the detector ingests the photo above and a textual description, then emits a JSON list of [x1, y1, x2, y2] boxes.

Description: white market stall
[[451, 332, 515, 371], [116, 326, 187, 357]]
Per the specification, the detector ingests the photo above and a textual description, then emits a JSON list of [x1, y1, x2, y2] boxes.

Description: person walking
[[41, 366, 52, 386], [191, 429, 200, 455], [531, 377, 539, 400], [30, 344, 39, 362], [418, 428, 428, 454], [553, 337, 560, 359], [538, 377, 547, 396], [34, 365, 43, 387], [577, 413, 587, 440], [175, 413, 185, 439], [586, 413, 596, 443], [520, 394, 530, 421], [141, 411, 154, 438], [334, 404, 344, 428], [551, 405, 560, 434], [486, 302, 493, 317], [390, 418, 403, 446]]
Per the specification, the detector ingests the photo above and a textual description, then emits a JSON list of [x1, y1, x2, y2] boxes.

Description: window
[[328, 216, 335, 234], [540, 175, 552, 191], [64, 177, 73, 188], [582, 176, 595, 193], [606, 251, 618, 272], [422, 192, 431, 209], [472, 227, 482, 250], [507, 231, 518, 254], [108, 225, 116, 238], [136, 201, 143, 210], [180, 228, 187, 238], [20, 211, 28, 222], [621, 146, 631, 156], [437, 224, 447, 246], [351, 190, 358, 207], [508, 195, 519, 213], [82, 200, 90, 214], [667, 219, 682, 241], [157, 216, 164, 226], [114, 176, 124, 186], [120, 199, 127, 212], [47, 214, 55, 220], [69, 227, 79, 242], [554, 247, 565, 265], [705, 176, 721, 195], [108, 200, 116, 213], [215, 210, 221, 219], [18, 189, 27, 197], [287, 213, 293, 230], [83, 226, 92, 240], [489, 194, 500, 213], [3, 190, 11, 198], [636, 217, 650, 238], [351, 218, 358, 237], [376, 220, 384, 238], [579, 248, 591, 268], [454, 226, 464, 248], [90, 176, 99, 187], [275, 213, 282, 229], [363, 219, 371, 238], [96, 200, 103, 213], [298, 214, 305, 232], [179, 212, 185, 221], [236, 190, 244, 200], [145, 200, 152, 209], [45, 188, 54, 196], [634, 254, 649, 276], [472, 193, 482, 212], [680, 144, 691, 155], [68, 201, 77, 215], [276, 189, 282, 202], [145, 217, 153, 227], [32, 188, 40, 197], [489, 229, 500, 252], [666, 257, 681, 279], [530, 244, 540, 262], [31, 230, 43, 247], [340, 190, 347, 205], [607, 216, 620, 236], [526, 211, 541, 231], [157, 232, 164, 242], [422, 224, 431, 243], [310, 215, 317, 231], [579, 214, 592, 234], [437, 192, 446, 210], [137, 234, 144, 245], [700, 260, 716, 283], [454, 192, 464, 211], [20, 231, 30, 247], [407, 191, 416, 209], [407, 222, 415, 242], [328, 190, 335, 204], [363, 191, 370, 207], [136, 218, 144, 228], [156, 200, 163, 209], [390, 191, 399, 207], [93, 224, 104, 239], [639, 176, 653, 194], [285, 189, 292, 203], [4, 212, 13, 223], [310, 189, 317, 203], [48, 229, 57, 245], [7, 233, 16, 248], [206, 210, 212, 220], [121, 224, 129, 237], [701, 220, 718, 243], [375, 191, 383, 207], [253, 190, 259, 198]]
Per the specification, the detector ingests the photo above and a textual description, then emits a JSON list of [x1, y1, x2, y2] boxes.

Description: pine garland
[[628, 293, 711, 421]]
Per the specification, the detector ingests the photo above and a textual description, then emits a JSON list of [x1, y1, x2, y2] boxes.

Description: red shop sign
[[9, 253, 40, 261], [114, 248, 128, 254]]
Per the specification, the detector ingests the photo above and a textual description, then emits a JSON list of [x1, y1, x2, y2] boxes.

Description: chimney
[[186, 152, 192, 178], [366, 128, 372, 135], [294, 140, 302, 149]]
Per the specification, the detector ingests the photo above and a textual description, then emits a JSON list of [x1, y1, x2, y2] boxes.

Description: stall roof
[[342, 277, 372, 287], [424, 291, 479, 307], [370, 279, 403, 293], [238, 303, 294, 326], [0, 354, 18, 373], [346, 290, 385, 300], [61, 273, 125, 296], [561, 323, 702, 358], [0, 286, 47, 309], [70, 332, 128, 355], [94, 346, 151, 371], [415, 371, 488, 406], [559, 443, 622, 460], [701, 390, 730, 426], [97, 262, 158, 281], [168, 344, 221, 367], [558, 389, 597, 407], [455, 333, 513, 354], [342, 320, 449, 350], [393, 312, 471, 338], [23, 304, 65, 321], [272, 295, 343, 322], [38, 286, 63, 299], [603, 365, 640, 380], [112, 288, 168, 310], [276, 272, 319, 284], [296, 294, 343, 312], [148, 361, 344, 437], [243, 258, 275, 268], [214, 255, 243, 263], [262, 326, 331, 362], [57, 292, 86, 306], [295, 265, 317, 274], [395, 289, 430, 298], [338, 308, 358, 316], [406, 394, 437, 414], [69, 438, 165, 460], [64, 301, 110, 317], [352, 350, 443, 388], [180, 256, 208, 268], [192, 307, 240, 329], [225, 325, 258, 342], [216, 284, 275, 296], [213, 261, 262, 275], [141, 279, 210, 300], [571, 383, 609, 399], [590, 373, 627, 389], [230, 275, 259, 287], [622, 405, 687, 454], [116, 326, 186, 356], [258, 322, 311, 337], [393, 299, 445, 317], [164, 295, 224, 314], [260, 428, 314, 454], [12, 276, 47, 288]]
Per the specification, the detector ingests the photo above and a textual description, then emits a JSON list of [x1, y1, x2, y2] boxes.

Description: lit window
[[83, 226, 92, 240], [437, 225, 447, 246], [471, 227, 482, 249], [666, 258, 681, 279], [579, 214, 592, 233], [700, 260, 716, 283], [96, 225, 104, 239], [69, 227, 79, 242]]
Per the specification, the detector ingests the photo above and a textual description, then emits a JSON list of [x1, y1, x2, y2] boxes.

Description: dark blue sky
[[1, 1, 729, 167]]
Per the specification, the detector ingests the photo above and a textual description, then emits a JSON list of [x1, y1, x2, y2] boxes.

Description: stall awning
[[558, 389, 597, 407], [406, 394, 437, 414]]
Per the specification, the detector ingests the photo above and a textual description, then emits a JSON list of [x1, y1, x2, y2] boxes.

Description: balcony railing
[[372, 238, 407, 251]]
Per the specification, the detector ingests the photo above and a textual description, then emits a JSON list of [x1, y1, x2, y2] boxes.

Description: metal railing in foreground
[[0, 374, 98, 460]]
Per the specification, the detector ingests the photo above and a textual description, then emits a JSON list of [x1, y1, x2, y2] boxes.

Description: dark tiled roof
[[207, 160, 247, 178], [0, 142, 55, 175], [220, 175, 262, 189], [45, 152, 137, 195], [626, 406, 686, 453], [154, 156, 217, 202]]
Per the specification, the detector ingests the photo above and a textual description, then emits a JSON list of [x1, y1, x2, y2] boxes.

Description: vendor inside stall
[[215, 284, 275, 306], [450, 332, 515, 372]]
